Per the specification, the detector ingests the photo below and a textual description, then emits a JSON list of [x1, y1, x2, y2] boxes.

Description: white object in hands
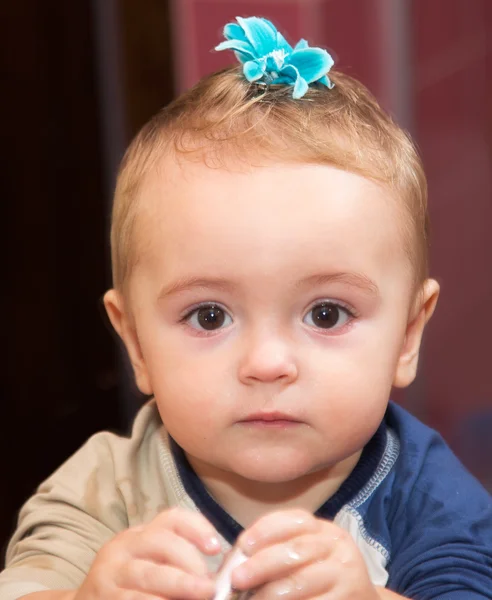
[[214, 547, 250, 600]]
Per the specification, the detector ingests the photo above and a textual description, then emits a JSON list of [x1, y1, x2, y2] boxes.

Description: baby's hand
[[232, 509, 379, 600], [74, 507, 221, 600]]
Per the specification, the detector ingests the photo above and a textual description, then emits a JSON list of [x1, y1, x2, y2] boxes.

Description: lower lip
[[240, 420, 300, 428]]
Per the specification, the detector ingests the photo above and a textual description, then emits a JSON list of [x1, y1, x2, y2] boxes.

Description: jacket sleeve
[[0, 432, 129, 600], [386, 426, 492, 600]]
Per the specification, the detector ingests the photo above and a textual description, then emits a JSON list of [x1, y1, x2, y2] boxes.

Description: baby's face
[[126, 158, 417, 483]]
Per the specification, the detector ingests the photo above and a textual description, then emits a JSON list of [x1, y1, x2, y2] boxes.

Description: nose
[[237, 332, 298, 386]]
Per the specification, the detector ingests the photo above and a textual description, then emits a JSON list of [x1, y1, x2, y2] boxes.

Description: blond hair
[[111, 67, 429, 292]]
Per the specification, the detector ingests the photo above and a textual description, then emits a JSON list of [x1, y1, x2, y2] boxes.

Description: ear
[[393, 278, 440, 388], [103, 289, 153, 395]]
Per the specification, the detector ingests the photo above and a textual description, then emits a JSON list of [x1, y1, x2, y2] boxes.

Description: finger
[[132, 528, 212, 577], [237, 510, 318, 554], [118, 559, 216, 600], [153, 508, 221, 554], [118, 593, 168, 600], [252, 560, 338, 600], [118, 593, 170, 600], [232, 533, 333, 590]]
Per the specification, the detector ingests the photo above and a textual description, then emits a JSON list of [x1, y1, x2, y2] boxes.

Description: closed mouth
[[240, 412, 302, 424]]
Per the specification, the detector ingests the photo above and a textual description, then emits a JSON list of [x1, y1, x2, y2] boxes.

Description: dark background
[[2, 0, 491, 558], [1, 0, 174, 556]]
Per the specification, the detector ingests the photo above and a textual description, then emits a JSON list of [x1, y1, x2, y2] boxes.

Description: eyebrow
[[297, 272, 380, 297], [158, 277, 235, 300], [158, 272, 379, 299]]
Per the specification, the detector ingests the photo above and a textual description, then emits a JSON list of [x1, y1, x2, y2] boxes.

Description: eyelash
[[180, 300, 358, 334], [180, 302, 228, 321], [303, 300, 357, 334], [179, 302, 231, 335]]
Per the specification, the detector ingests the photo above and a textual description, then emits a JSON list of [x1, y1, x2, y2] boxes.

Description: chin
[[227, 452, 318, 483]]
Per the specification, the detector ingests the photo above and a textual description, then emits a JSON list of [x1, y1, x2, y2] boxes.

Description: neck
[[186, 451, 362, 529]]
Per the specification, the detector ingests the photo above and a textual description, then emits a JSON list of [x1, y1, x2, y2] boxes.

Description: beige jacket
[[0, 401, 230, 600]]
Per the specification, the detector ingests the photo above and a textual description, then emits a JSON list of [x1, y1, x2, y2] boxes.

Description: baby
[[2, 16, 492, 600]]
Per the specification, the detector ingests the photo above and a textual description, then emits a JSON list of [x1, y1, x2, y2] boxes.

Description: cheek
[[152, 374, 217, 448], [355, 302, 408, 367], [151, 360, 212, 408], [145, 343, 228, 431], [322, 322, 403, 382], [311, 358, 391, 420], [307, 319, 405, 415]]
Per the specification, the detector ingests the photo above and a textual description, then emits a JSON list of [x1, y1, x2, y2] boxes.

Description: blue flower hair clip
[[215, 16, 335, 99]]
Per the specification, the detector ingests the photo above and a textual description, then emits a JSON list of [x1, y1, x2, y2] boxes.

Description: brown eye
[[186, 304, 232, 331], [197, 305, 225, 330], [305, 302, 350, 330]]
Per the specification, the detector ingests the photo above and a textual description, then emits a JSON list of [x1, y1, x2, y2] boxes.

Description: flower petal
[[236, 16, 278, 56], [266, 52, 285, 71], [286, 47, 334, 83], [261, 18, 279, 34], [294, 39, 309, 51], [293, 76, 309, 99], [233, 51, 252, 64], [275, 64, 295, 83], [215, 39, 256, 61], [223, 22, 248, 42], [276, 32, 294, 54], [318, 74, 335, 89], [271, 74, 291, 85], [243, 59, 267, 82], [279, 64, 308, 99], [259, 18, 292, 53]]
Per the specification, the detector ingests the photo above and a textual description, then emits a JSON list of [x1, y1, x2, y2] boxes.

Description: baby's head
[[111, 67, 429, 295], [104, 19, 439, 485]]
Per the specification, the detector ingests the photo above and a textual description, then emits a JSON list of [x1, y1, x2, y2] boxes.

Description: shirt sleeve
[[0, 431, 129, 600], [386, 428, 492, 600]]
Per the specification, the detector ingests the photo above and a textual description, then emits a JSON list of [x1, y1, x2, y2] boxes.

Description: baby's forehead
[[137, 152, 407, 226], [132, 157, 411, 276]]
